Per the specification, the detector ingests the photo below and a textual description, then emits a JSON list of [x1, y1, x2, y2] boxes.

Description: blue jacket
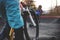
[[36, 10, 42, 15], [0, 0, 24, 29]]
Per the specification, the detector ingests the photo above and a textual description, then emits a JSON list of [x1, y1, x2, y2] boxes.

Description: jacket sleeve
[[5, 0, 24, 29]]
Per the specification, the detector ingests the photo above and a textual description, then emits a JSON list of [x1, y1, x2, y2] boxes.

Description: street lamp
[[56, 0, 58, 14], [56, 0, 57, 7]]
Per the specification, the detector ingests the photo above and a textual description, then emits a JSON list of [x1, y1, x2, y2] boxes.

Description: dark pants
[[14, 27, 24, 40], [22, 12, 30, 40], [36, 15, 40, 20], [0, 22, 24, 40]]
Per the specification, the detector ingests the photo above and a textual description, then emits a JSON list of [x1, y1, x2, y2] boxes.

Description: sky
[[20, 0, 60, 11], [34, 0, 60, 11]]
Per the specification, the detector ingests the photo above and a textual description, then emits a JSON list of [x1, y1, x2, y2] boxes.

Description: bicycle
[[22, 7, 39, 40]]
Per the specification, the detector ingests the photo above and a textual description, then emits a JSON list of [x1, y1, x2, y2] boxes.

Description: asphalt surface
[[0, 18, 60, 40], [27, 18, 60, 40]]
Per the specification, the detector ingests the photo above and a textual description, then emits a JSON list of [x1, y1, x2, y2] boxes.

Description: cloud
[[34, 0, 60, 11]]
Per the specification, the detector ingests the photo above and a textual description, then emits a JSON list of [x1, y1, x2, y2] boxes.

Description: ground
[[0, 18, 60, 40]]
